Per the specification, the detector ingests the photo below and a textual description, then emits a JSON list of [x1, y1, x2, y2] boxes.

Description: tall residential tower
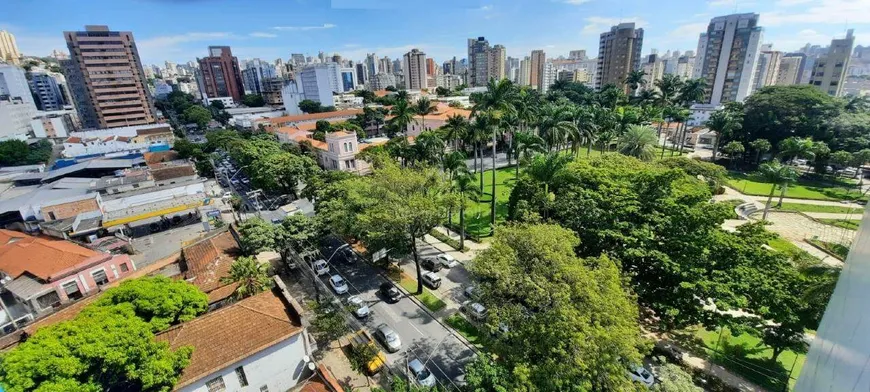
[[197, 46, 245, 104], [692, 13, 763, 104], [402, 48, 427, 90], [809, 29, 855, 97], [595, 23, 644, 93]]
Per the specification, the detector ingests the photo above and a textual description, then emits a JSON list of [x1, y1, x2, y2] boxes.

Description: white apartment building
[[641, 54, 664, 90], [518, 56, 531, 86], [402, 49, 427, 90], [541, 62, 556, 95], [297, 63, 340, 107], [0, 97, 37, 141], [0, 63, 35, 106], [809, 29, 855, 97], [754, 50, 783, 90], [693, 13, 763, 104], [281, 83, 304, 115]]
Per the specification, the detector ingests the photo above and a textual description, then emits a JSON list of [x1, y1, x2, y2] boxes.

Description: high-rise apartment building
[[29, 72, 67, 111], [355, 62, 367, 86], [569, 50, 587, 61], [595, 23, 644, 93], [291, 53, 306, 66], [775, 53, 805, 86], [468, 37, 490, 86], [62, 25, 156, 129], [365, 53, 377, 79], [378, 56, 392, 74], [297, 63, 340, 106], [340, 68, 355, 92], [0, 31, 21, 65], [426, 58, 437, 76], [402, 48, 427, 90], [518, 56, 531, 86], [530, 50, 546, 91], [641, 54, 664, 90], [541, 61, 556, 94], [488, 45, 506, 81], [197, 46, 245, 104], [241, 58, 277, 95], [754, 50, 782, 90], [506, 57, 520, 83], [693, 13, 763, 104], [809, 29, 855, 97]]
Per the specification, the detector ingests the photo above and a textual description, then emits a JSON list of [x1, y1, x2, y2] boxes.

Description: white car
[[347, 295, 370, 318], [312, 259, 329, 276], [329, 274, 348, 294], [461, 301, 488, 320], [436, 253, 459, 268], [627, 365, 655, 388]]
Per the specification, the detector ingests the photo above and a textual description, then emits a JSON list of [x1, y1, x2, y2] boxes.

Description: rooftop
[[267, 109, 363, 126], [155, 288, 303, 389], [412, 103, 471, 121], [181, 231, 240, 296], [0, 229, 106, 281]]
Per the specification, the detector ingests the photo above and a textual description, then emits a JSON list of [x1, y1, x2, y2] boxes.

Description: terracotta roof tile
[[64, 137, 82, 143], [144, 151, 180, 164], [267, 109, 363, 126], [0, 232, 106, 281], [412, 103, 471, 121], [150, 164, 196, 181], [181, 231, 239, 294], [155, 289, 303, 389]]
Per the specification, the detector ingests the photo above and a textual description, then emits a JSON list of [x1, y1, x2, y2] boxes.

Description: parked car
[[374, 323, 402, 353], [349, 330, 386, 375], [347, 295, 370, 318], [627, 365, 655, 388], [379, 282, 402, 303], [461, 301, 487, 320], [421, 271, 442, 289], [464, 285, 476, 298], [408, 358, 437, 387], [312, 259, 329, 276], [342, 248, 358, 264], [329, 275, 348, 294], [421, 257, 443, 272], [436, 253, 459, 268]]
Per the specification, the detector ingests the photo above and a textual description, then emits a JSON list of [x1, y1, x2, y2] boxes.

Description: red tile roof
[[144, 151, 181, 164], [64, 137, 82, 144], [0, 231, 106, 281], [181, 231, 239, 296], [267, 109, 363, 126], [155, 289, 303, 389]]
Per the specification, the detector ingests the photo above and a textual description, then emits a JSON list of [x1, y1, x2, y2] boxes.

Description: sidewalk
[[715, 186, 865, 208]]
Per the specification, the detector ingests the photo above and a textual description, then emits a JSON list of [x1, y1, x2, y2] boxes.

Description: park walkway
[[715, 186, 865, 208]]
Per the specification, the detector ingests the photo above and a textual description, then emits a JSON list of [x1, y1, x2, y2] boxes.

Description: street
[[306, 237, 477, 388]]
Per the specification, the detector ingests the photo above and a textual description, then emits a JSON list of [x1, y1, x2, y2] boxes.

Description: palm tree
[[706, 110, 742, 162], [757, 161, 798, 220], [671, 107, 691, 156], [454, 171, 481, 249], [442, 114, 468, 152], [221, 256, 272, 300], [618, 125, 659, 161], [844, 95, 870, 113], [634, 89, 660, 107], [749, 139, 772, 165], [623, 69, 647, 96], [414, 130, 445, 166], [537, 104, 576, 151], [470, 115, 492, 192], [388, 99, 416, 134], [678, 78, 707, 107], [526, 152, 572, 219], [396, 90, 409, 101], [414, 97, 438, 133], [513, 131, 545, 176], [778, 137, 818, 165], [442, 150, 468, 180], [655, 74, 684, 106]]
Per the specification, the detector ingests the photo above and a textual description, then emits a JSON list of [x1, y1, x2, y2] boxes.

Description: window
[[48, 211, 56, 220], [205, 376, 226, 392], [36, 291, 61, 309], [259, 386, 269, 392], [119, 263, 129, 272], [234, 367, 249, 386], [92, 269, 109, 286], [62, 281, 82, 300]]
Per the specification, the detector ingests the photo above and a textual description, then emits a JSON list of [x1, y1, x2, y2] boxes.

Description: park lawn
[[819, 218, 861, 230], [449, 167, 517, 238], [691, 326, 805, 391], [727, 172, 867, 202], [445, 313, 485, 349], [767, 236, 803, 255], [398, 274, 447, 312], [775, 202, 861, 214]]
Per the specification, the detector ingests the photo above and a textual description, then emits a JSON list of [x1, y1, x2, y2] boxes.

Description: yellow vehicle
[[349, 329, 387, 375]]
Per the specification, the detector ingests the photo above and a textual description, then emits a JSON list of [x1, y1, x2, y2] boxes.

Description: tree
[[678, 78, 707, 107], [413, 130, 445, 166], [748, 138, 772, 165], [830, 150, 854, 170], [757, 161, 797, 220], [738, 85, 841, 148], [237, 217, 276, 255], [182, 105, 212, 130], [513, 131, 545, 177], [413, 97, 437, 133], [298, 99, 324, 114], [464, 357, 526, 391], [0, 303, 192, 392], [0, 140, 33, 166], [441, 113, 468, 151], [249, 152, 316, 196], [274, 214, 321, 262], [722, 141, 745, 168], [618, 124, 658, 161], [221, 256, 273, 299], [655, 74, 684, 106], [209, 100, 225, 110], [94, 276, 208, 332], [706, 110, 742, 162], [241, 93, 265, 107], [653, 364, 703, 392], [453, 171, 480, 250], [467, 223, 646, 390], [435, 86, 450, 96], [624, 69, 647, 95], [308, 300, 347, 344], [319, 163, 446, 294], [388, 98, 416, 134], [778, 136, 818, 164]]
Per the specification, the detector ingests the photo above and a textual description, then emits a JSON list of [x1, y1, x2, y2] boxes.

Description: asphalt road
[[315, 237, 477, 388]]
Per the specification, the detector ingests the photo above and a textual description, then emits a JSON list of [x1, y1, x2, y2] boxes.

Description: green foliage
[[308, 300, 347, 344], [237, 217, 276, 255], [653, 364, 703, 392], [275, 214, 321, 260], [241, 94, 265, 107], [658, 157, 727, 192], [468, 223, 647, 391], [427, 228, 468, 251], [94, 276, 208, 332], [0, 297, 192, 392], [618, 124, 658, 161], [181, 105, 212, 130], [0, 139, 52, 166], [221, 256, 273, 299], [737, 85, 842, 150], [248, 151, 316, 196], [298, 99, 331, 113], [464, 356, 526, 391], [347, 339, 380, 374]]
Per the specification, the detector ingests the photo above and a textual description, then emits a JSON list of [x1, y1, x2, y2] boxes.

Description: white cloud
[[249, 32, 277, 38], [137, 32, 237, 65], [762, 0, 870, 26], [479, 5, 493, 11], [581, 16, 647, 35], [272, 23, 336, 31], [707, 0, 756, 8]]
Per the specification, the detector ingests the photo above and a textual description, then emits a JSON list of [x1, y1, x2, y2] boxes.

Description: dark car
[[379, 282, 402, 303], [342, 248, 359, 264], [421, 257, 443, 272]]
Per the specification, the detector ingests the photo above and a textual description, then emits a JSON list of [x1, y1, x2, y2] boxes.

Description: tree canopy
[[94, 276, 208, 332], [241, 93, 265, 107]]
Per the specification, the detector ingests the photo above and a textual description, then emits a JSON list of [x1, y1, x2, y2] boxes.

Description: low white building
[[203, 97, 236, 108], [156, 285, 313, 392], [31, 111, 78, 138], [687, 103, 723, 127], [0, 97, 37, 141], [281, 82, 304, 116]]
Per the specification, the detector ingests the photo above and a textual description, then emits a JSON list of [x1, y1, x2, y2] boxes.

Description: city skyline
[[2, 0, 868, 66]]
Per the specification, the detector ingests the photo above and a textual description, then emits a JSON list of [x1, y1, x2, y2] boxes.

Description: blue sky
[[2, 0, 868, 66]]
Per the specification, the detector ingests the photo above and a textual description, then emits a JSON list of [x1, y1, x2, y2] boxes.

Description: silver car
[[408, 358, 436, 387], [374, 323, 402, 353], [347, 295, 370, 318]]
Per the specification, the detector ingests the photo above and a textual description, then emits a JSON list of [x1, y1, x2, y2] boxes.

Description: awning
[[4, 275, 53, 301]]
